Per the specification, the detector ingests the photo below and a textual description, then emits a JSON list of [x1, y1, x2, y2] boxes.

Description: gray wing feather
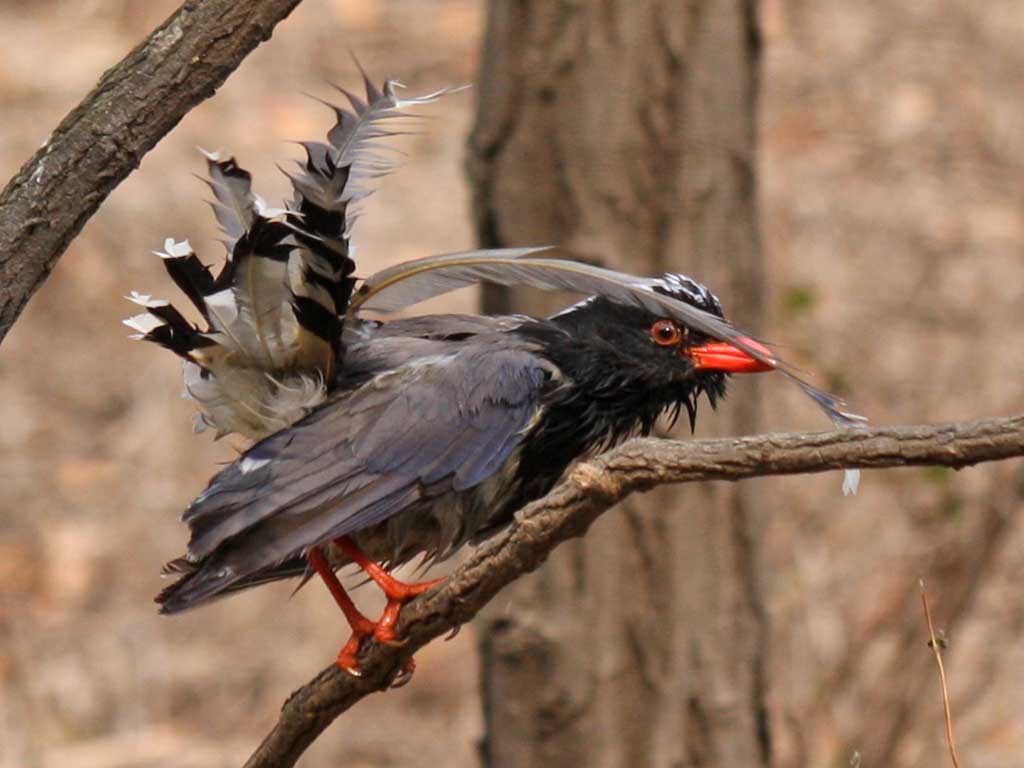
[[159, 345, 547, 612]]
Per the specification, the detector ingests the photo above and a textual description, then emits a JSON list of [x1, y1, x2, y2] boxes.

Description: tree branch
[[243, 414, 1024, 768], [0, 0, 306, 345]]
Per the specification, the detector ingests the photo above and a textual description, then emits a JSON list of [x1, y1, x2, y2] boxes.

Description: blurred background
[[1, 1, 1022, 766]]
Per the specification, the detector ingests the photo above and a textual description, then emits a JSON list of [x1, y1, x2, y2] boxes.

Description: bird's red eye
[[650, 319, 684, 346]]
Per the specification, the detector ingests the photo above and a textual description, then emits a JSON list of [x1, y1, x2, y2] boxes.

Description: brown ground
[[1, 1, 1022, 767]]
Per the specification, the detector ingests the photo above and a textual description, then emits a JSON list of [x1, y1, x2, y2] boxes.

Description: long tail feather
[[199, 149, 257, 248], [282, 77, 465, 319], [155, 239, 215, 320], [351, 250, 866, 428]]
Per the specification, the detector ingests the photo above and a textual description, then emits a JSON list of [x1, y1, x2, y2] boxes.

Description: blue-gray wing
[[157, 344, 550, 612]]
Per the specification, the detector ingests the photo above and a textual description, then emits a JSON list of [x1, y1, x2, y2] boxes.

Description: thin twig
[[920, 579, 963, 768]]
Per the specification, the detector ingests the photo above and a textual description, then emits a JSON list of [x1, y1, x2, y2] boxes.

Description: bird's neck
[[511, 318, 676, 497]]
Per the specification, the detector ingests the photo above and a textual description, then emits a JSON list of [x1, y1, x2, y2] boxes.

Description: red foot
[[333, 536, 443, 646], [309, 540, 444, 677], [335, 633, 365, 675], [308, 547, 374, 675]]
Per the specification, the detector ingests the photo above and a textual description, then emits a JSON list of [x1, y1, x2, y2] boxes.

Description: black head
[[537, 273, 770, 440]]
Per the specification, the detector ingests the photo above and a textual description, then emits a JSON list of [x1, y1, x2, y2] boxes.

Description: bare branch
[[244, 414, 1024, 768], [0, 0, 306, 345]]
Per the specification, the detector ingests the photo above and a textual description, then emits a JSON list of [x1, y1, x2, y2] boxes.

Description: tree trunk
[[467, 2, 769, 766]]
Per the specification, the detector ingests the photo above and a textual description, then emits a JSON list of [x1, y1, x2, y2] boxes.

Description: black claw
[[390, 666, 415, 688]]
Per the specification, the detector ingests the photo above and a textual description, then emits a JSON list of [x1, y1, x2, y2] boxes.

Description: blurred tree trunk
[[466, 2, 768, 766]]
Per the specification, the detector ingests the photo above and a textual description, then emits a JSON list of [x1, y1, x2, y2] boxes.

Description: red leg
[[334, 536, 443, 646], [308, 547, 374, 674]]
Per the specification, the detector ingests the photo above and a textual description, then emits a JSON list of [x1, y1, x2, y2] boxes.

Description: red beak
[[689, 337, 775, 373]]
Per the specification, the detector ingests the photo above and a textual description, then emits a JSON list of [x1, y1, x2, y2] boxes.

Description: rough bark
[[0, 0, 305, 346], [242, 416, 1024, 768], [466, 2, 766, 765]]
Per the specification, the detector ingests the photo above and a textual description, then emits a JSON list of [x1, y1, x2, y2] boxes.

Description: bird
[[126, 69, 860, 676]]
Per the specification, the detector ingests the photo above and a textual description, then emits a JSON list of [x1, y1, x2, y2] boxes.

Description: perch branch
[[0, 0, 306, 345], [243, 414, 1024, 768]]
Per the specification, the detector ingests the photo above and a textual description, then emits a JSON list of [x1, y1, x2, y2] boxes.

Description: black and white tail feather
[[126, 75, 462, 440]]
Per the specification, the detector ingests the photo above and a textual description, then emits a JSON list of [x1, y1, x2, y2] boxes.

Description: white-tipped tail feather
[[127, 73, 461, 440]]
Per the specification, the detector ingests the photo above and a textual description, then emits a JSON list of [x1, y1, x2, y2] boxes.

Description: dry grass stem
[[919, 579, 963, 768]]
